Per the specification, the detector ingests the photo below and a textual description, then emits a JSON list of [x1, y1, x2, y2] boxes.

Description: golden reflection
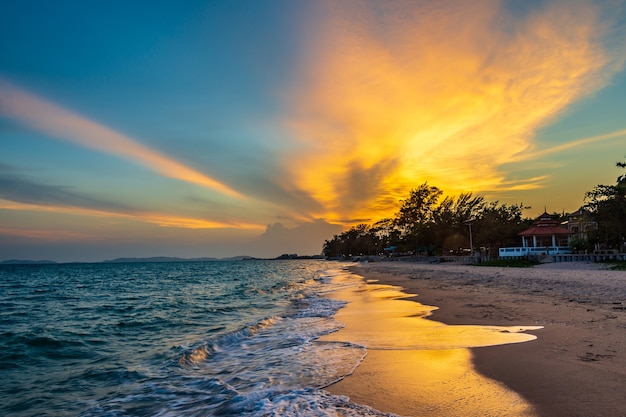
[[320, 274, 541, 350], [321, 270, 541, 416], [329, 349, 538, 417]]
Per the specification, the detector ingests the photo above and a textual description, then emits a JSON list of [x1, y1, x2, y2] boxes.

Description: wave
[[178, 316, 284, 367], [3, 260, 381, 416]]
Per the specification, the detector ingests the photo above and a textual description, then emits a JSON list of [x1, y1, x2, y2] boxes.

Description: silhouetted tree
[[322, 224, 379, 258], [472, 202, 529, 256], [370, 217, 399, 253], [432, 192, 485, 252], [322, 184, 534, 258], [585, 158, 626, 250], [394, 183, 442, 254]]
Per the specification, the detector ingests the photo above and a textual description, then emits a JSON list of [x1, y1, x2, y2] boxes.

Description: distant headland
[[1, 254, 325, 265]]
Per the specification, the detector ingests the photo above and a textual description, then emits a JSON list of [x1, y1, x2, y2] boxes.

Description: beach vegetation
[[568, 236, 594, 253], [471, 201, 530, 255], [595, 259, 626, 270], [324, 159, 626, 260], [323, 182, 531, 259], [606, 261, 626, 271], [322, 223, 378, 259], [393, 183, 443, 255]]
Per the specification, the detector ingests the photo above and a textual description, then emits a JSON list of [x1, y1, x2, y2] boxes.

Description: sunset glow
[[284, 0, 624, 222], [0, 199, 265, 232], [1, 0, 625, 261]]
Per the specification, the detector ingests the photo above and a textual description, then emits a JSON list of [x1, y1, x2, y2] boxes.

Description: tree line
[[583, 159, 626, 251], [323, 159, 626, 258]]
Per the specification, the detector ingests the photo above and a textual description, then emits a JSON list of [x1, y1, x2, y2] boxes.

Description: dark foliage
[[585, 158, 626, 250], [324, 159, 626, 258], [323, 182, 529, 258]]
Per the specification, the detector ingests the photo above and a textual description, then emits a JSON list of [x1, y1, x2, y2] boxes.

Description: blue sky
[[1, 0, 626, 262]]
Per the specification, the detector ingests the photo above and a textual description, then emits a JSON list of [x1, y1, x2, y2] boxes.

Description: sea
[[0, 259, 398, 417]]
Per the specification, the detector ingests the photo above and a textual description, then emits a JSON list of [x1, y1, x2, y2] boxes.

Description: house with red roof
[[499, 212, 573, 258]]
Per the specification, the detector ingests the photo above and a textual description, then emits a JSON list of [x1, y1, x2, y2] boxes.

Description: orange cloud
[[284, 0, 623, 224], [138, 213, 265, 230], [0, 199, 265, 231], [0, 81, 243, 199]]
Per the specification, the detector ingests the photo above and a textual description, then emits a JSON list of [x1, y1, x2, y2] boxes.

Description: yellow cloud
[[0, 199, 265, 231], [0, 81, 243, 199], [138, 213, 265, 230], [284, 0, 622, 224]]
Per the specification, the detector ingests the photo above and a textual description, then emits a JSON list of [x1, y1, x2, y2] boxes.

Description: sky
[[1, 0, 626, 262]]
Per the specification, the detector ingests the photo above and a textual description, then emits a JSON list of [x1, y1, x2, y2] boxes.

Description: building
[[564, 207, 598, 241], [499, 212, 573, 258]]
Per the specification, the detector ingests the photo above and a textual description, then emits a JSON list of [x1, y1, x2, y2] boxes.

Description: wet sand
[[326, 261, 626, 417]]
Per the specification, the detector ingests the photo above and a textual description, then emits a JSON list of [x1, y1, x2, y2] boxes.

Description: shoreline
[[327, 262, 626, 417]]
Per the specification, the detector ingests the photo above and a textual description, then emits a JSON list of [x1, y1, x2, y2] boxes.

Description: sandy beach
[[326, 261, 626, 417]]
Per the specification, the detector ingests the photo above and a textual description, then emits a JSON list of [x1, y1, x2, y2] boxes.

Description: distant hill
[[0, 259, 58, 265], [1, 255, 323, 265], [103, 256, 220, 263], [102, 256, 263, 263]]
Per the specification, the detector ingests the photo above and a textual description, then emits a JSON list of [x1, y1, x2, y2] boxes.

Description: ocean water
[[0, 260, 395, 417]]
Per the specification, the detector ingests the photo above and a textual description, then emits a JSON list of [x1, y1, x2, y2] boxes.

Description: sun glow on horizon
[[1, 0, 625, 257], [0, 199, 266, 232]]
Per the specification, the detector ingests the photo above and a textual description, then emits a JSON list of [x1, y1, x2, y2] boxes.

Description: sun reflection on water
[[321, 269, 541, 417]]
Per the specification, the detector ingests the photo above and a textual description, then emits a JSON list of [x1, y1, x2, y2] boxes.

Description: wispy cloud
[[0, 226, 105, 242], [0, 81, 327, 224], [0, 81, 243, 199], [0, 165, 132, 212], [283, 0, 625, 223], [0, 198, 265, 231], [510, 128, 626, 162], [0, 165, 263, 230]]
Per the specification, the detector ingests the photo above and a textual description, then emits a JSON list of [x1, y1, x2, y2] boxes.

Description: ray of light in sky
[[0, 199, 265, 231], [509, 128, 626, 162], [0, 81, 243, 199], [1, 0, 626, 261]]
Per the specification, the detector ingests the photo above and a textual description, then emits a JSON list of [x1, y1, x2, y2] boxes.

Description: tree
[[393, 183, 442, 253], [394, 183, 442, 232], [322, 183, 536, 258], [472, 202, 529, 255], [585, 158, 626, 250], [370, 217, 399, 252], [432, 192, 485, 252], [322, 224, 379, 258]]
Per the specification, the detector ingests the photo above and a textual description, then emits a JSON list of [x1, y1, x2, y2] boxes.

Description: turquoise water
[[0, 260, 393, 416]]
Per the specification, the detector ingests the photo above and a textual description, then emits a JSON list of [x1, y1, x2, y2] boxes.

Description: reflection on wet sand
[[321, 270, 542, 417]]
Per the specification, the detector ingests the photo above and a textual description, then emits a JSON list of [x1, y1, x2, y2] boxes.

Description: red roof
[[519, 225, 573, 236], [518, 211, 573, 236]]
